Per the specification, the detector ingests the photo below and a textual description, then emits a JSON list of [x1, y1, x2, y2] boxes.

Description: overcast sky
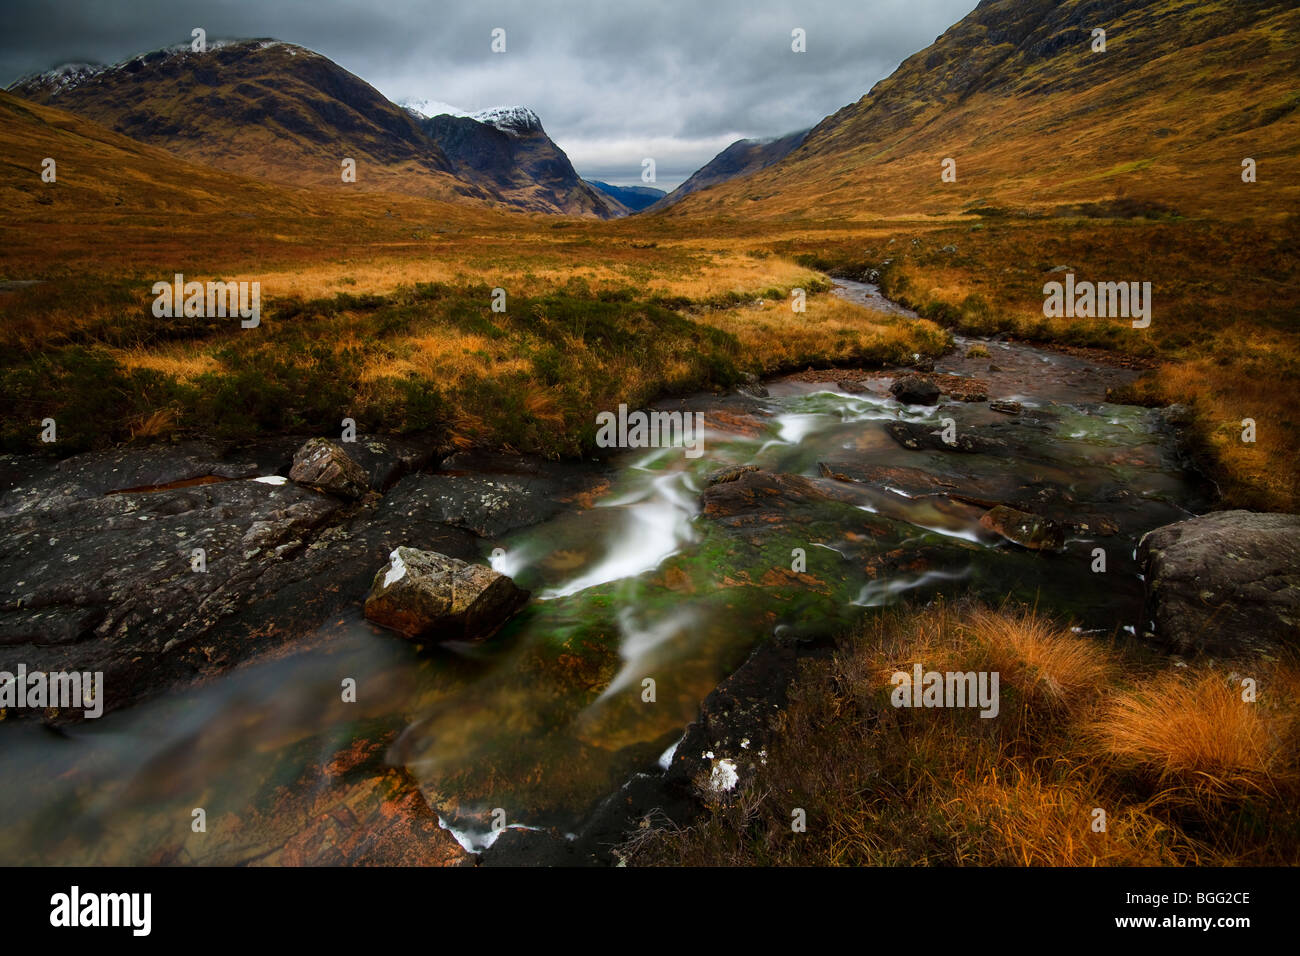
[[2, 0, 974, 189]]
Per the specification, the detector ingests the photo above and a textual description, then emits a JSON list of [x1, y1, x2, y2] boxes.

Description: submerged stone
[[979, 505, 1065, 552]]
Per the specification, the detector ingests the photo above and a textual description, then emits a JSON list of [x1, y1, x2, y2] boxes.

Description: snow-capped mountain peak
[[469, 106, 542, 134], [8, 39, 314, 98], [400, 99, 542, 135], [12, 62, 107, 96], [400, 98, 473, 120]]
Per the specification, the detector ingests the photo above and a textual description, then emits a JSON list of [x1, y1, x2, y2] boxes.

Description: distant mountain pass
[[651, 129, 810, 209], [585, 180, 667, 212]]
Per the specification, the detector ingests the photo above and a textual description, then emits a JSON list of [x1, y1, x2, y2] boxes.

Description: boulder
[[364, 546, 529, 641], [979, 505, 1065, 552], [289, 438, 370, 499], [1138, 511, 1300, 656], [890, 374, 940, 405]]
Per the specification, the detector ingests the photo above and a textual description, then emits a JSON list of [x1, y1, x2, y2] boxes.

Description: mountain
[[662, 0, 1300, 221], [403, 102, 625, 218], [6, 39, 488, 204], [585, 180, 667, 212], [651, 129, 809, 209], [0, 89, 342, 218]]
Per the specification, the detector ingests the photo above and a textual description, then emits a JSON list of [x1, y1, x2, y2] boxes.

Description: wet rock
[[704, 464, 760, 486], [1138, 511, 1300, 656], [0, 478, 342, 718], [836, 379, 868, 394], [664, 629, 831, 804], [0, 441, 261, 517], [990, 400, 1023, 415], [819, 461, 959, 494], [207, 724, 470, 867], [341, 435, 436, 491], [289, 438, 369, 499], [886, 420, 1008, 454], [979, 505, 1066, 551], [700, 470, 859, 526], [890, 374, 940, 405], [363, 546, 529, 641], [389, 463, 601, 540]]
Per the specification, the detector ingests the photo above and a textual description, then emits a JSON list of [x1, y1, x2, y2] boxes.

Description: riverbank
[[1, 276, 1241, 865]]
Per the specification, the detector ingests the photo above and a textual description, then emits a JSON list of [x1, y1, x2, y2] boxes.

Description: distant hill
[[662, 0, 1300, 221], [6, 39, 621, 216], [404, 103, 625, 218], [651, 129, 810, 210], [584, 180, 666, 213], [5, 39, 490, 204]]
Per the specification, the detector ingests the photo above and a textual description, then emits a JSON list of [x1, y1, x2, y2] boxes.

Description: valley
[[0, 0, 1297, 870]]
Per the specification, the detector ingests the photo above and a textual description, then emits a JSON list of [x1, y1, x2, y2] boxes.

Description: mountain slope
[[6, 39, 488, 203], [407, 104, 625, 218], [651, 129, 809, 209], [662, 0, 1300, 221], [0, 89, 316, 215]]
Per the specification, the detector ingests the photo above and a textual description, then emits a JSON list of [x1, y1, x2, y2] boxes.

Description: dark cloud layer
[[1, 0, 974, 188]]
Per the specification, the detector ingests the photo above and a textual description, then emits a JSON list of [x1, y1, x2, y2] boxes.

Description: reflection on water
[[0, 285, 1204, 863]]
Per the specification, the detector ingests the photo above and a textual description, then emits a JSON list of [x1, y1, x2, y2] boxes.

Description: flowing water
[[0, 281, 1206, 863]]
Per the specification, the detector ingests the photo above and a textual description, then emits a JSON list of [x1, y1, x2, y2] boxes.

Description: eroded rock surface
[[1139, 510, 1300, 655]]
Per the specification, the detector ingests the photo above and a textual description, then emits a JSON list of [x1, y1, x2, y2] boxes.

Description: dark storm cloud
[[1, 0, 974, 188]]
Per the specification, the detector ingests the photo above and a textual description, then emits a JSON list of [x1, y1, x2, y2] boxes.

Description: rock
[[364, 546, 529, 641], [0, 441, 261, 517], [911, 359, 936, 373], [392, 453, 607, 539], [979, 505, 1065, 551], [890, 374, 941, 405], [1138, 511, 1300, 656], [990, 400, 1023, 415], [836, 379, 868, 394], [737, 372, 769, 398], [289, 438, 370, 499], [886, 420, 1009, 454], [341, 435, 436, 492], [0, 477, 343, 719], [704, 464, 760, 486], [941, 244, 958, 253]]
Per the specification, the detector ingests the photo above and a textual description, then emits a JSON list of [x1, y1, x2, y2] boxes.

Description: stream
[[0, 280, 1206, 863]]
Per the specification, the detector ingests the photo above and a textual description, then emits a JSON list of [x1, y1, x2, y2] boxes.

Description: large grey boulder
[[364, 546, 529, 641], [1138, 510, 1300, 656]]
